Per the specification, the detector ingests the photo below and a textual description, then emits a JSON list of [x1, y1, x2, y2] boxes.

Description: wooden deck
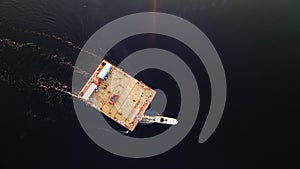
[[79, 60, 156, 131]]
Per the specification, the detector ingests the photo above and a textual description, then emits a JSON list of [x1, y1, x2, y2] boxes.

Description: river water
[[1, 0, 298, 168]]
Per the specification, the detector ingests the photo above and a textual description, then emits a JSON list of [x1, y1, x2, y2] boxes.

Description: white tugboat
[[140, 114, 178, 125]]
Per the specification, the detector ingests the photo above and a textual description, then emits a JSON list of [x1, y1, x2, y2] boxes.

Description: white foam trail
[[0, 38, 33, 49], [0, 38, 91, 78], [0, 29, 96, 102], [0, 38, 87, 101], [145, 110, 162, 116], [46, 54, 91, 77], [36, 76, 79, 99], [0, 24, 100, 58], [97, 127, 130, 135]]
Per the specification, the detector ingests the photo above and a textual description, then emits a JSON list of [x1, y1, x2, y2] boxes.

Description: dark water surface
[[0, 0, 299, 168]]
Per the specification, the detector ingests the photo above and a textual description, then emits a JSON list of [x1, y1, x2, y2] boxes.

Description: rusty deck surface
[[79, 60, 156, 131]]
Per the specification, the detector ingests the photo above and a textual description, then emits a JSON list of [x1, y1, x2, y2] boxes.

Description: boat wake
[[0, 26, 99, 121]]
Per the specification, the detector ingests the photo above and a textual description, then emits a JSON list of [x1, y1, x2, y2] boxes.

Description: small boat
[[154, 116, 178, 125]]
